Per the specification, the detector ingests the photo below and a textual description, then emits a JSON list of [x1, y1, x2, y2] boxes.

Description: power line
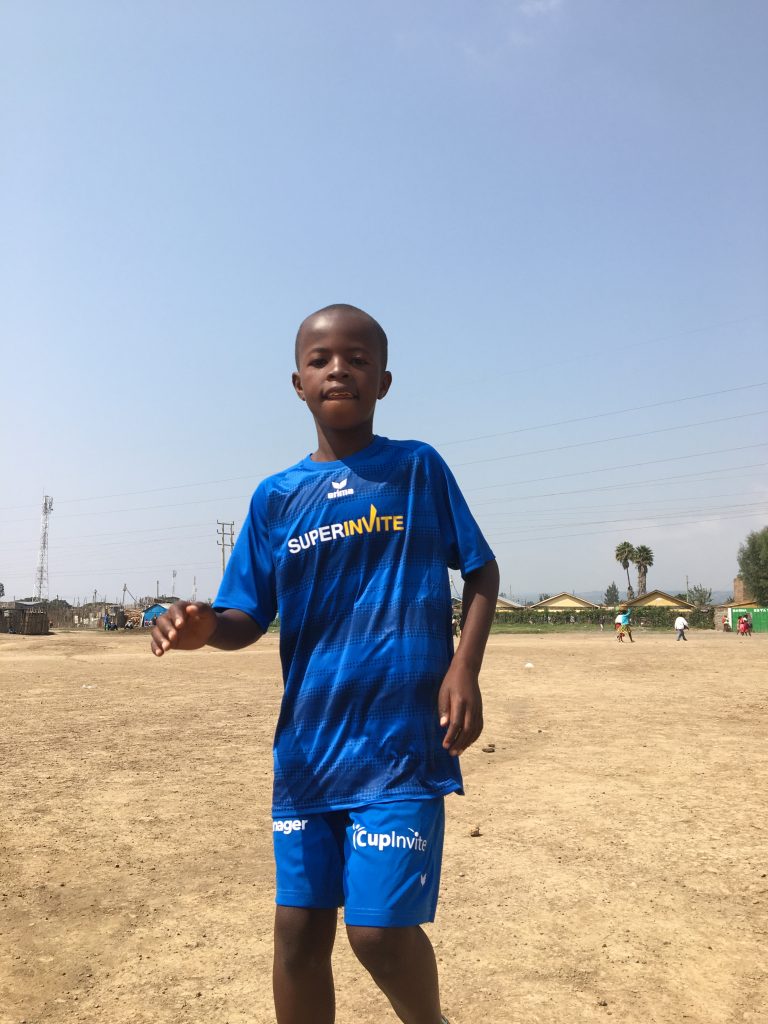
[[5, 502, 762, 582], [453, 412, 768, 469], [0, 494, 252, 526], [3, 435, 765, 530], [3, 484, 763, 562], [439, 382, 767, 447], [489, 508, 768, 547], [469, 462, 768, 508], [47, 521, 215, 543], [0, 532, 215, 557], [0, 475, 257, 513], [484, 500, 768, 538], [463, 442, 768, 494], [1, 561, 221, 582], [4, 469, 763, 567], [1, 379, 764, 514], [451, 314, 765, 389], [477, 489, 766, 519]]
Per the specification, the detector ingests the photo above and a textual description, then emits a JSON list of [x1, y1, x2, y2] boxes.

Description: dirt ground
[[1, 628, 766, 1024]]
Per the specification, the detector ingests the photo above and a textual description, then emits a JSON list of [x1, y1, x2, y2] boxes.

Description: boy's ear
[[292, 371, 306, 402], [378, 370, 392, 399]]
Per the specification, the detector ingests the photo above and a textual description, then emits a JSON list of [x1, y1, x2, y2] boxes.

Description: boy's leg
[[274, 906, 337, 1024], [346, 922, 442, 1024], [342, 798, 447, 1024], [272, 810, 347, 1024]]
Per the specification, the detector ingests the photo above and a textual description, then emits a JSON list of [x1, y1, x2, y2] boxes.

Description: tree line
[[602, 525, 768, 607], [613, 541, 654, 601]]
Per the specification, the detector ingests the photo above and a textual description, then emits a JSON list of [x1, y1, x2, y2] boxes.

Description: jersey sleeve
[[213, 482, 277, 630], [426, 446, 495, 577]]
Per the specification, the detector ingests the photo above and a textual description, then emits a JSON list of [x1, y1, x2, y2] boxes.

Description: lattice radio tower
[[34, 495, 54, 601]]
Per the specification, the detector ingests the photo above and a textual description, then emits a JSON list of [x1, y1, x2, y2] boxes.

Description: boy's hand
[[438, 661, 483, 756], [150, 601, 218, 657]]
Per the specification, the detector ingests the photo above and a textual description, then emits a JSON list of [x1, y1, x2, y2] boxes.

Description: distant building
[[715, 600, 763, 632], [496, 597, 524, 611], [627, 590, 694, 612], [0, 607, 49, 635], [528, 593, 600, 612], [141, 602, 171, 627]]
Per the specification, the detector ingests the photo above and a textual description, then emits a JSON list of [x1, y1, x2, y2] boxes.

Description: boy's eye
[[309, 358, 327, 368], [350, 357, 368, 366]]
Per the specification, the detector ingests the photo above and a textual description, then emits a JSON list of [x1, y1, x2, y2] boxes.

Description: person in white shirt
[[674, 615, 689, 641]]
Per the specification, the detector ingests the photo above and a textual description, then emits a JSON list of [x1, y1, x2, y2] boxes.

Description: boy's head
[[294, 304, 388, 369], [292, 304, 392, 433]]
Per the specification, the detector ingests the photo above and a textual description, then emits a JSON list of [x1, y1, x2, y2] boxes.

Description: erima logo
[[327, 477, 354, 500], [351, 823, 428, 853]]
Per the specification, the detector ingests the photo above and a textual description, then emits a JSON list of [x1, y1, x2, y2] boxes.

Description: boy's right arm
[[150, 601, 264, 657]]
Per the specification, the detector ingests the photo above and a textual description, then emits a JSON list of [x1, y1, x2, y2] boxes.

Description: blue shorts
[[272, 798, 445, 927]]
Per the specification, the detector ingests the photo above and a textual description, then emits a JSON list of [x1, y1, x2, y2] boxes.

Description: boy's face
[[292, 310, 392, 431]]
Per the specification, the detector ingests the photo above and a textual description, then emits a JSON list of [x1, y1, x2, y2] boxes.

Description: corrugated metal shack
[[0, 607, 50, 635]]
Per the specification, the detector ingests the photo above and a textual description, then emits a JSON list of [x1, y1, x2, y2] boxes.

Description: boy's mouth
[[324, 389, 357, 400]]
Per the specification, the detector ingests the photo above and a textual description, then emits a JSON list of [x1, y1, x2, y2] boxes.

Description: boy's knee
[[274, 907, 336, 972], [346, 925, 414, 976]]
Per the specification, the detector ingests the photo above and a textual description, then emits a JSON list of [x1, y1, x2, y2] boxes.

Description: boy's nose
[[327, 359, 350, 379]]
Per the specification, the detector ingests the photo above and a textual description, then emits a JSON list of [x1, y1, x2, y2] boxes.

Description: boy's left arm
[[439, 558, 500, 756]]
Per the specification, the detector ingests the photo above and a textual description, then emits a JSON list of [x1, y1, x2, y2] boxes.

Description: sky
[[1, 0, 767, 606]]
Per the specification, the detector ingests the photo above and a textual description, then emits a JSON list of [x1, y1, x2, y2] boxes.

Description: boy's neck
[[310, 422, 377, 463]]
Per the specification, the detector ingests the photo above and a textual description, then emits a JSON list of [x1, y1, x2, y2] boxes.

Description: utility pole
[[34, 495, 54, 601], [172, 569, 177, 598], [217, 521, 235, 577], [686, 575, 689, 602], [192, 576, 197, 602]]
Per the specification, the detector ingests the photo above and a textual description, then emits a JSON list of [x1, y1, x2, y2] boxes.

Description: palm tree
[[633, 545, 654, 597], [615, 541, 636, 600]]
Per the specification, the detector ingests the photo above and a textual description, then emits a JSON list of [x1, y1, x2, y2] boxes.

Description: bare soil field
[[1, 628, 766, 1024]]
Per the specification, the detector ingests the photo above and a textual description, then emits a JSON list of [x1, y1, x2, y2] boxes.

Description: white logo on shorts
[[351, 824, 428, 853], [272, 818, 308, 836]]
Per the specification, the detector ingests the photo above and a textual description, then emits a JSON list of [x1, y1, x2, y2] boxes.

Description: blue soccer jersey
[[214, 436, 494, 815]]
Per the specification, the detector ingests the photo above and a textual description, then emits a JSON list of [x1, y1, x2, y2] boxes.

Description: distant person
[[674, 615, 689, 641], [148, 303, 498, 1024], [620, 609, 633, 643], [746, 613, 753, 636], [737, 615, 750, 638]]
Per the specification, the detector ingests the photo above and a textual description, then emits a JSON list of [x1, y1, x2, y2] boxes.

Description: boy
[[150, 304, 499, 1024]]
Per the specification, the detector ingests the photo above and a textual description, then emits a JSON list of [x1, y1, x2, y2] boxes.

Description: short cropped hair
[[295, 304, 388, 368]]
